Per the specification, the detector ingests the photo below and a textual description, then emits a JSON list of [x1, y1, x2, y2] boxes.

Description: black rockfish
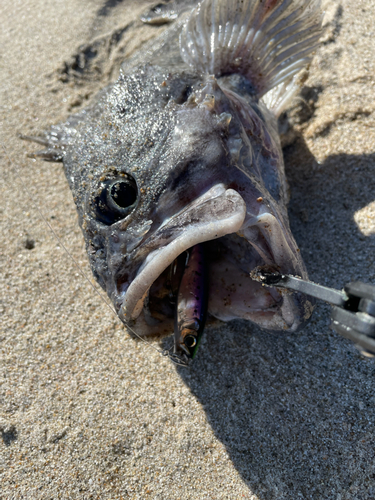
[[29, 0, 322, 360]]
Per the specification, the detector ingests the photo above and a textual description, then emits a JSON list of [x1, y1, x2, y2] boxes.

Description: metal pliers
[[258, 272, 375, 357]]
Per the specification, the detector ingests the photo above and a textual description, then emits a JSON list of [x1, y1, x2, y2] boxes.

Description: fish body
[[32, 0, 322, 348]]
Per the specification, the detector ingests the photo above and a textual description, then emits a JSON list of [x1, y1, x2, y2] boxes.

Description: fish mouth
[[118, 185, 246, 323], [118, 184, 314, 335]]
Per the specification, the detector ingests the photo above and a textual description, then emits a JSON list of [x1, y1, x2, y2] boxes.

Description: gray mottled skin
[[34, 0, 319, 339]]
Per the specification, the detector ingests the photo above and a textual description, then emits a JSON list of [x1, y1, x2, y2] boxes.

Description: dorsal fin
[[180, 0, 322, 99]]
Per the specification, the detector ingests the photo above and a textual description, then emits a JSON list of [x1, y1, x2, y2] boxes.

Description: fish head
[[49, 70, 314, 338]]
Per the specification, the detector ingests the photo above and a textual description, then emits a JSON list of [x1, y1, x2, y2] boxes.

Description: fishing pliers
[[258, 272, 375, 357]]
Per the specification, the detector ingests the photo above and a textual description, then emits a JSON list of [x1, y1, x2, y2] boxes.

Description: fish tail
[[180, 0, 322, 114]]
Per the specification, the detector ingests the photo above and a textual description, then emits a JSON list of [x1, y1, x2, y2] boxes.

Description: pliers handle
[[257, 272, 375, 357]]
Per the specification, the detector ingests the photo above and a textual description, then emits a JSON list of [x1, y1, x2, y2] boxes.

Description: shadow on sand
[[173, 139, 375, 499]]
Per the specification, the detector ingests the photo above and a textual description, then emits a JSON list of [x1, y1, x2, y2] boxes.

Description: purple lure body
[[174, 244, 208, 358]]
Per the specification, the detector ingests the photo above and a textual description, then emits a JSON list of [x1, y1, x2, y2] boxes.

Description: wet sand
[[1, 0, 375, 498]]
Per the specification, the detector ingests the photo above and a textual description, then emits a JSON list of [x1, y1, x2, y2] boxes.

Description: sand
[[1, 0, 375, 498]]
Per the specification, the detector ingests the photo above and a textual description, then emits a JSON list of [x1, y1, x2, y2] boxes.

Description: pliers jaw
[[252, 270, 375, 357], [331, 282, 375, 357]]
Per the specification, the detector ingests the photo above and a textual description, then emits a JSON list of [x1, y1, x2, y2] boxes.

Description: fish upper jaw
[[117, 185, 247, 323]]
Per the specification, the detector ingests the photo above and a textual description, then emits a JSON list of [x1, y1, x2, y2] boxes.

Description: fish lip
[[118, 186, 247, 323]]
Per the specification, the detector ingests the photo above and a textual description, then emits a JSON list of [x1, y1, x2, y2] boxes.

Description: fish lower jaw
[[117, 247, 311, 338], [116, 187, 313, 336]]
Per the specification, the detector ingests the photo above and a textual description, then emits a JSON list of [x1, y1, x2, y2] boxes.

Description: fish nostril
[[175, 84, 193, 104]]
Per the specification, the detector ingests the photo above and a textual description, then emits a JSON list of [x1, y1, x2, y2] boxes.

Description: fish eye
[[91, 174, 138, 225]]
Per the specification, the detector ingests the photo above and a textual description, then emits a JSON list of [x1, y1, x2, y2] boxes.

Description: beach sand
[[1, 0, 375, 498]]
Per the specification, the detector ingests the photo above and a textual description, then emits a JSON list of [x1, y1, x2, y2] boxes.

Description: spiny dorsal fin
[[180, 0, 322, 99]]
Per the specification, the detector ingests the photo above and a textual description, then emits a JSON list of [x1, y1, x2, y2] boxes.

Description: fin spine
[[180, 0, 323, 98]]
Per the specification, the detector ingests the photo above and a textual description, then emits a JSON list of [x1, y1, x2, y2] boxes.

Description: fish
[[27, 0, 322, 360]]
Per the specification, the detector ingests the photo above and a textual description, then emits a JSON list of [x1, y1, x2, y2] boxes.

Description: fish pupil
[[91, 175, 138, 225], [110, 181, 137, 209]]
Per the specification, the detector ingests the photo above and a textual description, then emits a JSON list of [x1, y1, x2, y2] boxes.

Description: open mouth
[[117, 184, 313, 351], [118, 185, 246, 321]]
